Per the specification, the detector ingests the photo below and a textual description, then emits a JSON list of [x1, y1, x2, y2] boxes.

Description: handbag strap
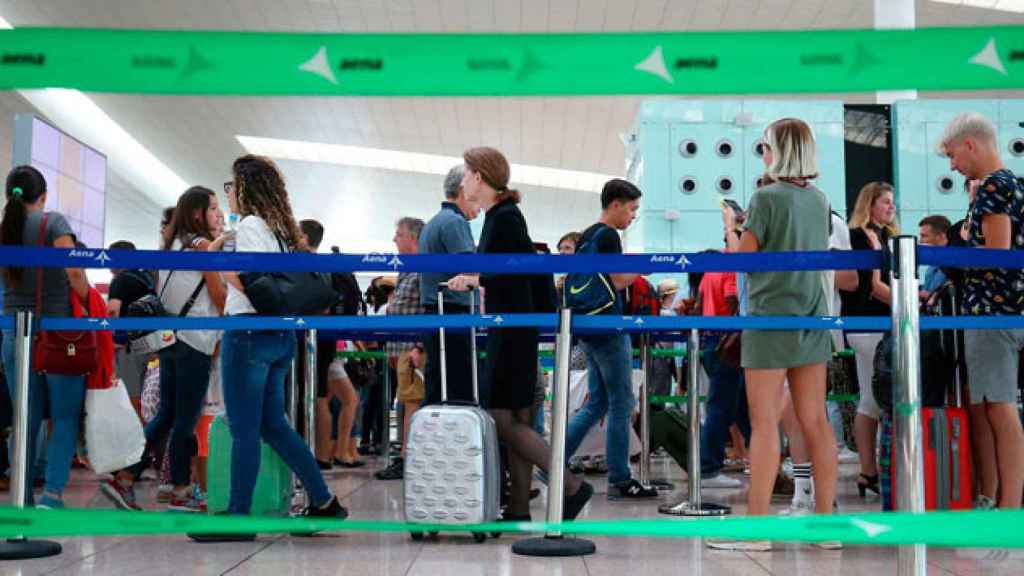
[[159, 239, 207, 318], [34, 213, 49, 321]]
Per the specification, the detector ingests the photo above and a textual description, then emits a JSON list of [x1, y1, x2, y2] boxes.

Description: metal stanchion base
[[0, 538, 62, 560], [658, 500, 732, 517], [512, 535, 596, 557]]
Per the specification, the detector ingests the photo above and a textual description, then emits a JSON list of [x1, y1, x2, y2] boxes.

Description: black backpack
[[330, 272, 365, 317]]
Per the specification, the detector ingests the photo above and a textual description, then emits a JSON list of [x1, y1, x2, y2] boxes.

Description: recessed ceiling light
[[236, 135, 620, 194]]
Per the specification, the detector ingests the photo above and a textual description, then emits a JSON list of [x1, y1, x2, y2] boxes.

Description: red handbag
[[31, 214, 99, 376]]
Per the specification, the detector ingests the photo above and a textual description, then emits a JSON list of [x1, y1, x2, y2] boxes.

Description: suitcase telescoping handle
[[437, 281, 479, 405]]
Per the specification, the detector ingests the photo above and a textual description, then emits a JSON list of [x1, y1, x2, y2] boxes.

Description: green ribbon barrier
[[336, 351, 387, 360], [1, 506, 1022, 548], [2, 27, 1023, 95]]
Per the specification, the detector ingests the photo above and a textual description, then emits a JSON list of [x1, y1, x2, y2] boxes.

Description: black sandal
[[857, 473, 880, 497], [334, 459, 366, 469]]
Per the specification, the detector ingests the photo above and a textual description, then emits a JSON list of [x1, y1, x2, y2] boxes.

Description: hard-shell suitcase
[[889, 284, 973, 511], [404, 287, 500, 542]]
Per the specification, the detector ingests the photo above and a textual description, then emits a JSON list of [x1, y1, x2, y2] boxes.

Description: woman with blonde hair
[[708, 118, 838, 552], [845, 181, 898, 499]]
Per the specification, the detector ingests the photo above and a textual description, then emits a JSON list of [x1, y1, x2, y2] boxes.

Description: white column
[[874, 0, 918, 104]]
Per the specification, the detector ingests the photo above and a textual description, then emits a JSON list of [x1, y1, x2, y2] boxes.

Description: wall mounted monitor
[[12, 113, 106, 249]]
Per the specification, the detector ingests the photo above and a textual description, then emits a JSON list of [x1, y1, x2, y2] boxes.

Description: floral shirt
[[963, 169, 1024, 315]]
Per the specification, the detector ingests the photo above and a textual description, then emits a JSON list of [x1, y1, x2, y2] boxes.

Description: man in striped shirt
[[375, 217, 426, 481]]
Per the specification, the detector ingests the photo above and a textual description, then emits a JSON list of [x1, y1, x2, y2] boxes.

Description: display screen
[[27, 117, 106, 248]]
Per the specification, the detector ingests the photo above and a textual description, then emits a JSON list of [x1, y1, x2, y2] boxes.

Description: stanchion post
[[380, 355, 391, 465], [304, 330, 317, 456], [639, 333, 651, 486], [891, 236, 927, 576], [513, 308, 595, 557], [0, 311, 61, 560], [659, 328, 730, 517], [288, 349, 301, 498]]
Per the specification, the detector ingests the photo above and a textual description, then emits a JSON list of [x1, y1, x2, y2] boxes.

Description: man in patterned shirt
[[939, 112, 1024, 509], [375, 217, 426, 481]]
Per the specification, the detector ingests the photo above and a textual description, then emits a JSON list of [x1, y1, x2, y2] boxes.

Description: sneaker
[[701, 473, 742, 489], [156, 483, 174, 503], [706, 538, 772, 552], [292, 495, 349, 537], [100, 479, 142, 511], [304, 495, 349, 519], [780, 499, 813, 516], [609, 479, 658, 500], [837, 446, 859, 464], [583, 457, 608, 475], [374, 459, 404, 481], [563, 481, 594, 520], [169, 491, 206, 513], [975, 495, 996, 510], [37, 493, 65, 510]]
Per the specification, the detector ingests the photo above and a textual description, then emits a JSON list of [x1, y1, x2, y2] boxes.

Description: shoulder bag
[[239, 235, 338, 316]]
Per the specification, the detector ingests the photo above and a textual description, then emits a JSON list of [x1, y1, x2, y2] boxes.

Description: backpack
[[625, 276, 660, 317], [330, 272, 365, 317], [563, 226, 619, 315]]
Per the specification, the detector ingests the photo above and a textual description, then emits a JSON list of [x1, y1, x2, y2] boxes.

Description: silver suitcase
[[404, 287, 501, 541]]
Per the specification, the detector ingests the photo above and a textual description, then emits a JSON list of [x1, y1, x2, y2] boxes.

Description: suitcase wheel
[[472, 532, 487, 543], [410, 531, 424, 541]]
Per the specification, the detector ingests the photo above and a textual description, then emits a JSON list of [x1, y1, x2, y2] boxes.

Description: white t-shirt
[[225, 215, 284, 316], [159, 237, 221, 356], [827, 212, 852, 350]]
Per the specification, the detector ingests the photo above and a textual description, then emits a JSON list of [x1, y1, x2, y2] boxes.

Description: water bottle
[[223, 212, 239, 252]]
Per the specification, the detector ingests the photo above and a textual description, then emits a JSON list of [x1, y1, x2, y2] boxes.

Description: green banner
[[1, 26, 1023, 95], [1, 506, 1022, 548]]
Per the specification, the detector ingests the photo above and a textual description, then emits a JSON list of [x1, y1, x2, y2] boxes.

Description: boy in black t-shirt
[[564, 179, 658, 499]]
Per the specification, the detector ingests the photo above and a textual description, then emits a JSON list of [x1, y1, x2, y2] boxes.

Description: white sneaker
[[837, 446, 859, 464], [701, 473, 743, 489], [779, 499, 813, 516], [707, 538, 772, 552]]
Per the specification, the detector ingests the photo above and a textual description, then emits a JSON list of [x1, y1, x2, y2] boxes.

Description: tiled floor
[[3, 457, 1020, 576]]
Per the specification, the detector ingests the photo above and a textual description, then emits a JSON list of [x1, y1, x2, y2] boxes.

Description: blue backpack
[[563, 226, 619, 315]]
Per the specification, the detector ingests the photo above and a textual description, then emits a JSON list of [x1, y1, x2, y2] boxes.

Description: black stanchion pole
[[513, 308, 595, 557], [0, 311, 61, 560], [659, 328, 730, 517]]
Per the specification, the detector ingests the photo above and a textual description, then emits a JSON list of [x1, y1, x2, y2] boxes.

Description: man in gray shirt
[[418, 165, 480, 405]]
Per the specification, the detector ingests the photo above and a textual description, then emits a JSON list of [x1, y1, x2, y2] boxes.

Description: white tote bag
[[85, 379, 146, 474]]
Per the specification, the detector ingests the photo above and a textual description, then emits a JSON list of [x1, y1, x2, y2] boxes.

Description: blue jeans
[[143, 340, 211, 486], [700, 336, 750, 477], [565, 334, 635, 485], [2, 330, 85, 503], [221, 330, 330, 514]]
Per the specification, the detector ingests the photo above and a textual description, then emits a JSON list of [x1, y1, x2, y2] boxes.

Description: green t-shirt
[[743, 181, 830, 318]]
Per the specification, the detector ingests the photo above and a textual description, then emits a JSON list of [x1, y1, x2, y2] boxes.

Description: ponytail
[[2, 166, 47, 287]]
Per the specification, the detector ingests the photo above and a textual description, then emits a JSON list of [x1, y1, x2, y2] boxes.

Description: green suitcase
[[206, 414, 293, 515]]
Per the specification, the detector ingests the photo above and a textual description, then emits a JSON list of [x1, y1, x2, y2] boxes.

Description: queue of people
[[0, 111, 1021, 552]]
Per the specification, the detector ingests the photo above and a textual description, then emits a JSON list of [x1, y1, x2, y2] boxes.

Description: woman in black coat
[[448, 147, 593, 523]]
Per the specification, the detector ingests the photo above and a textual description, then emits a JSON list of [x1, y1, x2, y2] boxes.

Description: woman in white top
[[189, 156, 346, 542], [102, 186, 227, 513]]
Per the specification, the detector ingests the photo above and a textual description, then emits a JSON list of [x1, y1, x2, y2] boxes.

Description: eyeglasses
[[223, 181, 235, 195]]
